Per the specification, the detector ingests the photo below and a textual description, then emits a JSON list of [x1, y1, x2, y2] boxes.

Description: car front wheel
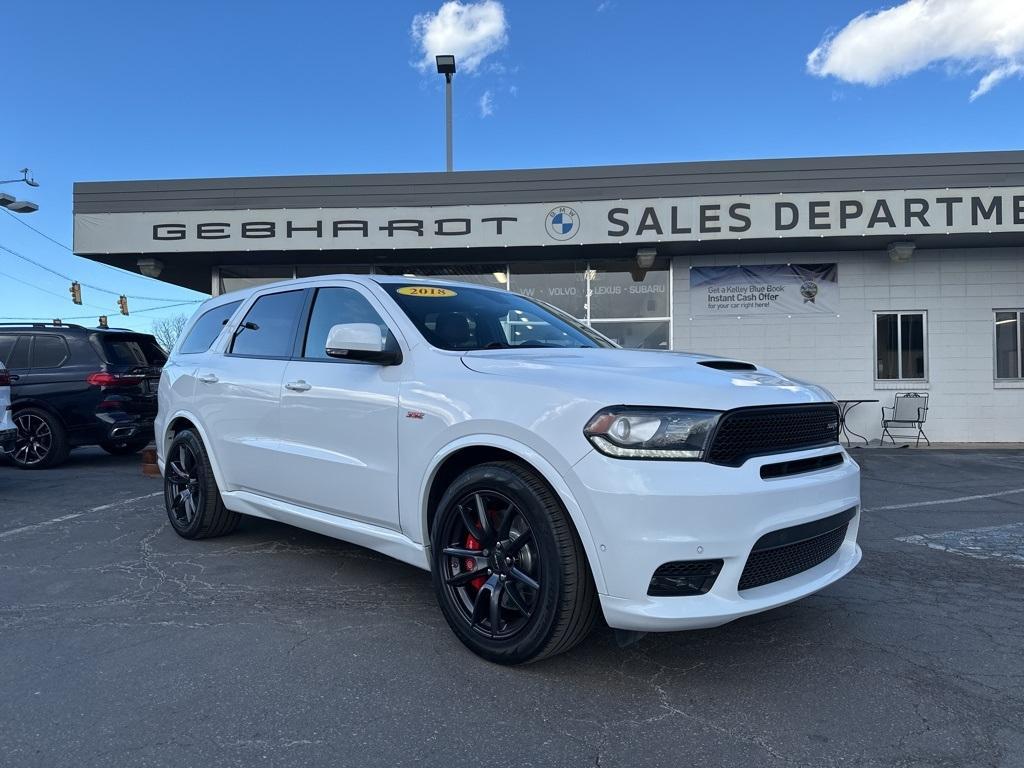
[[11, 408, 69, 469], [164, 429, 240, 539], [430, 461, 599, 664]]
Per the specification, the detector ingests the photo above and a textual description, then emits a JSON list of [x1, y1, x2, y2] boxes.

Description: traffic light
[[117, 295, 129, 315], [70, 281, 82, 305], [98, 315, 108, 329]]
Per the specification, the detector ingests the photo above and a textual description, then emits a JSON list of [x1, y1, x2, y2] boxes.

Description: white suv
[[156, 276, 861, 664], [0, 362, 15, 456]]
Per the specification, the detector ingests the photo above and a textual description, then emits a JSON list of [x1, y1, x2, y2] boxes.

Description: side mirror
[[325, 323, 402, 365]]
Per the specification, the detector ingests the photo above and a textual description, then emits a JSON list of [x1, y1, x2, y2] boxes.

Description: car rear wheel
[[164, 429, 240, 539], [430, 461, 599, 664], [11, 408, 69, 470], [100, 436, 151, 456]]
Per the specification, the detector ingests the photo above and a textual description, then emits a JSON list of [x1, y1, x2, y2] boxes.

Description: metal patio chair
[[880, 392, 930, 447]]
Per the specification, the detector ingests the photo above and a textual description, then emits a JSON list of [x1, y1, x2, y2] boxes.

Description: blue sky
[[3, 0, 1022, 334]]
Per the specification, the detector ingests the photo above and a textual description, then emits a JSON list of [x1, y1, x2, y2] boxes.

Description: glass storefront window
[[295, 265, 373, 277], [376, 264, 508, 288], [590, 320, 670, 350], [508, 261, 588, 318], [588, 259, 670, 319], [219, 266, 294, 294]]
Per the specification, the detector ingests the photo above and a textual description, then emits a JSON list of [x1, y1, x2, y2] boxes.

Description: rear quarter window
[[179, 300, 243, 354], [31, 335, 70, 368]]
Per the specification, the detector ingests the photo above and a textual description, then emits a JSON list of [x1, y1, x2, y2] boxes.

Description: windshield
[[382, 283, 615, 351]]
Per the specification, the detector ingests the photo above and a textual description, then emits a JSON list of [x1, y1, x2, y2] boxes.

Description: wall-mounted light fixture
[[887, 241, 915, 263]]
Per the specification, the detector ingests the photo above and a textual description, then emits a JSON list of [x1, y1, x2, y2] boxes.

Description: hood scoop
[[698, 360, 757, 372]]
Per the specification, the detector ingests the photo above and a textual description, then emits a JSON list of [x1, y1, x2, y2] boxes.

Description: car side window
[[230, 290, 305, 358], [302, 287, 391, 360], [31, 336, 69, 368], [179, 300, 243, 354], [0, 335, 30, 369]]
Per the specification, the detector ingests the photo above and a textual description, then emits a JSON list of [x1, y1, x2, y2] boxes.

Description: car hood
[[460, 348, 834, 411]]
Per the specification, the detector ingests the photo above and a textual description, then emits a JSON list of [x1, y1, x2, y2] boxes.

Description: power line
[[0, 299, 203, 322], [0, 241, 195, 302], [2, 208, 74, 251], [0, 266, 110, 311]]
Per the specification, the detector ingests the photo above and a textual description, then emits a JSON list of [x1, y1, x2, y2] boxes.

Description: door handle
[[8, 374, 19, 381], [284, 380, 311, 392], [197, 373, 219, 384]]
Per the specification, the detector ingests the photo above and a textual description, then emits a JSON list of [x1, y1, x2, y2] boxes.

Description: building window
[[875, 311, 927, 380], [508, 261, 588, 319], [995, 310, 1023, 380], [219, 266, 295, 294]]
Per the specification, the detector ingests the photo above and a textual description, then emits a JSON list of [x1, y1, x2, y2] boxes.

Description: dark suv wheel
[[11, 408, 69, 469], [430, 461, 599, 664], [164, 430, 240, 539]]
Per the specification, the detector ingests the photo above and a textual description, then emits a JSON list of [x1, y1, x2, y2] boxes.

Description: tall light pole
[[436, 55, 456, 172]]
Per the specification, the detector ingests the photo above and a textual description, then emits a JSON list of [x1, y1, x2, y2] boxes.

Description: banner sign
[[73, 186, 1024, 254], [689, 263, 839, 315]]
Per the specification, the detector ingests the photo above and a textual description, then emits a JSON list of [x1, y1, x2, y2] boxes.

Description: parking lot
[[1, 448, 1023, 768]]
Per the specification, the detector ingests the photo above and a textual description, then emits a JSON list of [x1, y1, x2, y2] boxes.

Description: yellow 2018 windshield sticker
[[397, 286, 457, 297]]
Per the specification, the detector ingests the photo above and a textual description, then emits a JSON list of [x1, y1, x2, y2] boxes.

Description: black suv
[[0, 323, 166, 469]]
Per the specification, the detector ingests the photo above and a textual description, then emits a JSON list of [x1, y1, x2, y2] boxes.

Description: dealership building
[[73, 150, 1024, 442]]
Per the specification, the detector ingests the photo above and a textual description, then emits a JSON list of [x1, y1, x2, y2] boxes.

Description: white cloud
[[807, 0, 1024, 99], [411, 1, 509, 74], [479, 89, 494, 117]]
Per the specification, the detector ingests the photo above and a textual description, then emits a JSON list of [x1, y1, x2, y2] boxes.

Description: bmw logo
[[545, 206, 580, 241]]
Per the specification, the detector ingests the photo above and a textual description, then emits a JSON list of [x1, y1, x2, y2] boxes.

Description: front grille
[[738, 508, 855, 591], [648, 559, 723, 597], [707, 404, 839, 466]]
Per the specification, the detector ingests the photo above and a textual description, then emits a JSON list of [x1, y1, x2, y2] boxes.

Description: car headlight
[[583, 407, 721, 460]]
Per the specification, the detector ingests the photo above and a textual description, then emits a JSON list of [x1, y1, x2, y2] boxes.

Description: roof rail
[[0, 321, 86, 330]]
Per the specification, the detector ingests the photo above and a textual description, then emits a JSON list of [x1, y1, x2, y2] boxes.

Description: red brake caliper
[[464, 532, 486, 591]]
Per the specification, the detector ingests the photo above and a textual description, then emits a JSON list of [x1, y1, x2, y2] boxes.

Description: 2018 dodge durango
[[156, 275, 861, 664]]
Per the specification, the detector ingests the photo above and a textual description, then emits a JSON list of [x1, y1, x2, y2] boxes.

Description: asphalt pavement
[[1, 447, 1023, 768]]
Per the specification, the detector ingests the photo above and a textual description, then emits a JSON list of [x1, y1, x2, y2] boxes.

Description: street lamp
[[436, 54, 456, 172], [0, 168, 39, 187], [0, 169, 40, 212], [0, 192, 38, 214]]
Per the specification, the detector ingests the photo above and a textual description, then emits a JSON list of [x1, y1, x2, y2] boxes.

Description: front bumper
[[571, 445, 861, 632]]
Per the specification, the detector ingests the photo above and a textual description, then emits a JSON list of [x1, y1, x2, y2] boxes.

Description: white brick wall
[[671, 247, 1024, 442]]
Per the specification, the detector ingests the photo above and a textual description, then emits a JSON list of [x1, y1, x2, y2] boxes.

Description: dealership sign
[[73, 187, 1024, 253], [690, 264, 838, 316]]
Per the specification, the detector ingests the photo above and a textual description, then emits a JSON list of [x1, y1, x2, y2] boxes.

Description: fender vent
[[698, 360, 757, 371]]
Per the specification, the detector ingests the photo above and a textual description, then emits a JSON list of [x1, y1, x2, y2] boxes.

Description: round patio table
[[835, 399, 879, 447]]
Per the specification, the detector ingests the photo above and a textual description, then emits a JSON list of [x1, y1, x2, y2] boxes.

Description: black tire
[[11, 407, 70, 470], [430, 461, 599, 665], [100, 436, 151, 456], [164, 429, 240, 539]]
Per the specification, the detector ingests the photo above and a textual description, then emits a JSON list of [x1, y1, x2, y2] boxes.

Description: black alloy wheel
[[430, 461, 599, 664], [163, 430, 240, 539], [11, 408, 69, 469], [165, 441, 205, 529], [439, 489, 541, 640]]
